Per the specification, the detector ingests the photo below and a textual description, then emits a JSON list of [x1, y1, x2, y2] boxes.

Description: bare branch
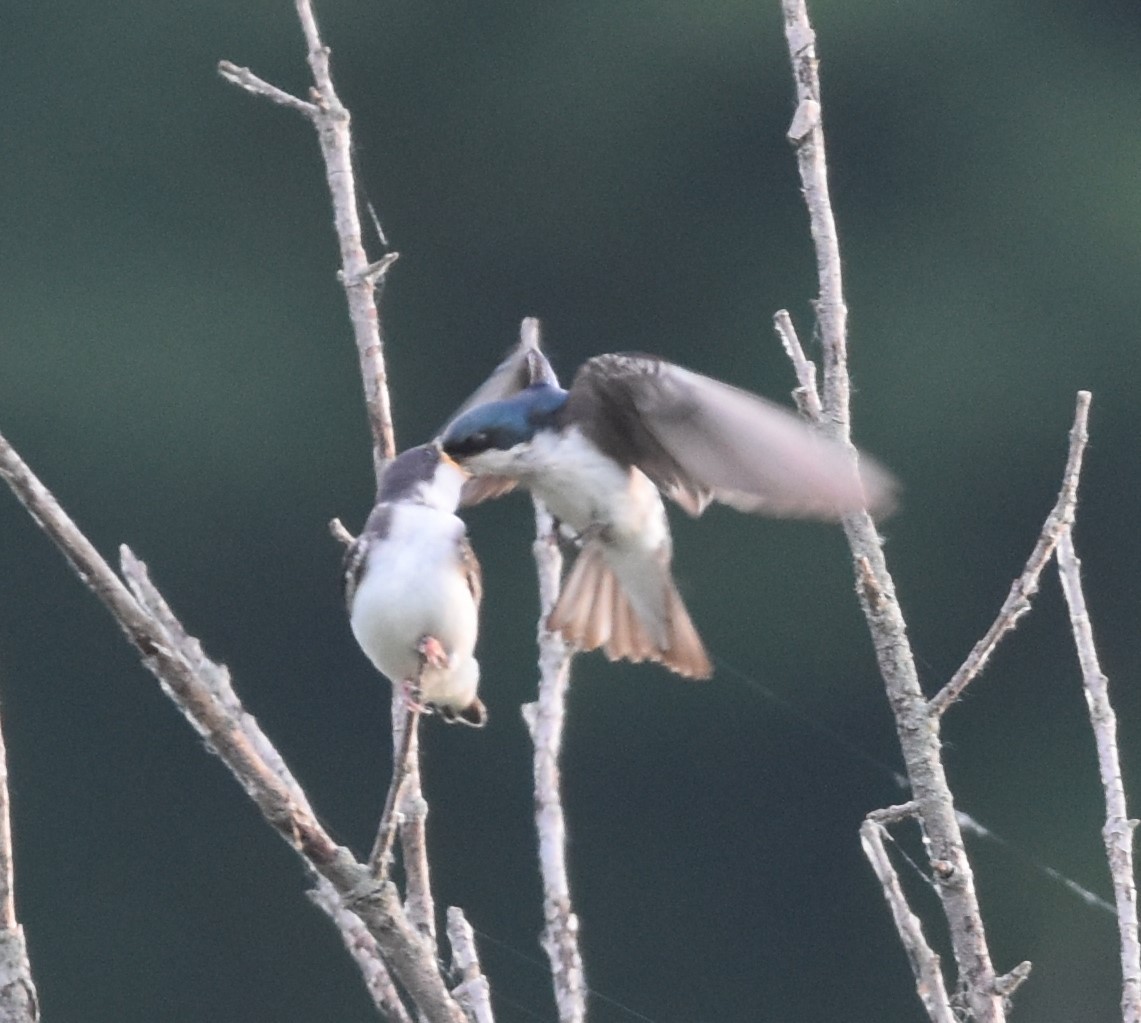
[[772, 309, 823, 421], [779, 4, 847, 435], [860, 817, 957, 1023], [221, 0, 397, 477], [0, 431, 466, 1023], [0, 711, 17, 936], [0, 701, 39, 1023], [369, 703, 421, 878], [518, 319, 587, 1023], [1057, 520, 1141, 1023], [394, 711, 436, 944], [929, 392, 1091, 715], [216, 61, 317, 117], [780, 3, 1008, 1018], [447, 907, 496, 1023], [309, 885, 414, 1023], [222, 3, 445, 1005], [330, 517, 355, 547]]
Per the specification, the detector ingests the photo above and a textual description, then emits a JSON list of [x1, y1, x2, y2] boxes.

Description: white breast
[[521, 428, 670, 555], [349, 504, 478, 698]]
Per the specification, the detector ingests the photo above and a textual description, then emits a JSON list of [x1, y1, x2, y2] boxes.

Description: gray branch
[[309, 885, 414, 1023], [0, 701, 38, 1023], [221, 1, 444, 1009], [447, 908, 496, 1023], [518, 319, 587, 1023], [859, 808, 956, 1023], [780, 2, 1007, 1018], [1057, 520, 1141, 1023], [772, 309, 823, 421], [929, 393, 1091, 715], [0, 431, 465, 1023]]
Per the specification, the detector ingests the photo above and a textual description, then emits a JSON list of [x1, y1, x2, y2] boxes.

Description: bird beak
[[440, 451, 470, 476]]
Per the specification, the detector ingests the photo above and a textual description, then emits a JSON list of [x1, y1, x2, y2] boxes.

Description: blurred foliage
[[1, 1, 1139, 1021]]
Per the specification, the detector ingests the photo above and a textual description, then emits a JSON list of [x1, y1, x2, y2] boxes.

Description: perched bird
[[343, 443, 486, 726], [441, 347, 896, 679]]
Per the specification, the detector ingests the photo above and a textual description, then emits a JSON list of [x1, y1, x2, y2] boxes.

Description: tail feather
[[581, 561, 614, 650], [549, 543, 712, 679]]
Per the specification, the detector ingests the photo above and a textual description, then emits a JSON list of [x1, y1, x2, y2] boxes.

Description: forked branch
[[0, 430, 466, 1023], [780, 2, 1006, 1019]]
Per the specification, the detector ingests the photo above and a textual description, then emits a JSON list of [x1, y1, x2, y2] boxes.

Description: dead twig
[[0, 430, 465, 1023], [518, 318, 587, 1023], [1056, 515, 1141, 1023], [929, 392, 1091, 715], [780, 2, 1007, 1018]]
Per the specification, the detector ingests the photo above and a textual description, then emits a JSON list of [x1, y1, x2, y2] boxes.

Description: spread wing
[[437, 320, 559, 506], [564, 353, 897, 520]]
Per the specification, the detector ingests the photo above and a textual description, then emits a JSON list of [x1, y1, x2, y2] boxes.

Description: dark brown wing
[[341, 505, 393, 609], [564, 353, 896, 520], [458, 533, 483, 612], [341, 533, 369, 610]]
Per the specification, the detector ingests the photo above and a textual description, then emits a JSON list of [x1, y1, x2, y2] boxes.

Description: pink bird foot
[[416, 635, 450, 670]]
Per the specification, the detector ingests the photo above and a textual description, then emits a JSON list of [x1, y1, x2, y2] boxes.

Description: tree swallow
[[343, 443, 487, 726], [440, 351, 896, 680]]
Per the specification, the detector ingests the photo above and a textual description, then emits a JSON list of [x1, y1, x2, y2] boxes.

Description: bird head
[[376, 443, 467, 511], [441, 385, 567, 462]]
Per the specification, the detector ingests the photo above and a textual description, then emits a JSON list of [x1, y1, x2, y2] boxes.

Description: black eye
[[445, 430, 490, 457]]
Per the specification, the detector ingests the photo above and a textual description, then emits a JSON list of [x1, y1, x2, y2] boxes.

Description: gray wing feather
[[570, 354, 896, 520]]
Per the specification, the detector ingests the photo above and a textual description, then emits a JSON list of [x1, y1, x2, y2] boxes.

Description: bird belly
[[522, 428, 669, 550], [524, 429, 678, 639], [349, 515, 478, 697]]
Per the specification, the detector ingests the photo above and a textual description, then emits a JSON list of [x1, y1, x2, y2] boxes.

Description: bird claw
[[400, 679, 432, 715], [416, 635, 450, 670]]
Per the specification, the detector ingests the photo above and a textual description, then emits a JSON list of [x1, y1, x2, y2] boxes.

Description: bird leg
[[400, 678, 432, 715], [416, 634, 450, 670]]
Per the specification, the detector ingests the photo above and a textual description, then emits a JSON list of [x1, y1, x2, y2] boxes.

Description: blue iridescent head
[[441, 384, 568, 458]]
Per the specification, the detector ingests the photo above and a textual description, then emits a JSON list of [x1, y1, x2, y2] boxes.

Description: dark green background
[[2, 2, 1139, 1021]]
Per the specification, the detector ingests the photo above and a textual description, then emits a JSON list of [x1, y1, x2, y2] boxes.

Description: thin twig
[[1056, 517, 1141, 1023], [0, 431, 465, 1023], [329, 517, 355, 547], [0, 709, 15, 936], [518, 320, 586, 1023], [0, 698, 39, 1023], [859, 817, 957, 1023], [216, 61, 317, 117], [929, 392, 1091, 715], [780, 3, 1007, 1019], [222, 0, 441, 993], [219, 0, 397, 477], [370, 702, 421, 878], [292, 0, 397, 475], [447, 907, 496, 1023], [397, 741, 436, 944], [772, 309, 823, 421]]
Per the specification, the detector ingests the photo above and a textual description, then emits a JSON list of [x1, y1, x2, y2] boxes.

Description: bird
[[343, 442, 487, 726], [440, 344, 896, 680]]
